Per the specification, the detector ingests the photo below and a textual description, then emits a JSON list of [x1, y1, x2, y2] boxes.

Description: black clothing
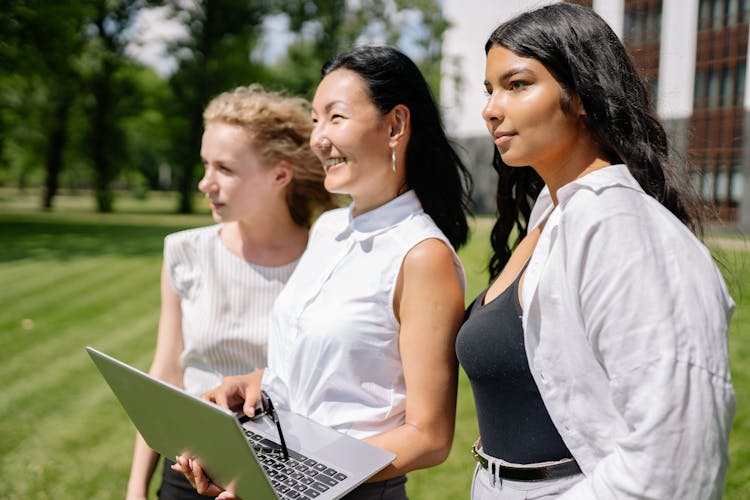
[[456, 268, 571, 463]]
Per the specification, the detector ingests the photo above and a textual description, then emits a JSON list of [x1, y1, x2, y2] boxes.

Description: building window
[[695, 69, 708, 106], [721, 66, 733, 107], [708, 68, 720, 107], [712, 0, 725, 29], [737, 64, 746, 103], [731, 164, 744, 203]]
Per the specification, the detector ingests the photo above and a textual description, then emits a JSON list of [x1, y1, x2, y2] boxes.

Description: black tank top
[[455, 267, 571, 463]]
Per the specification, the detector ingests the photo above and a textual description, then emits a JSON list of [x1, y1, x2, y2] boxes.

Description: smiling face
[[198, 121, 282, 223], [310, 68, 402, 214], [482, 45, 585, 173]]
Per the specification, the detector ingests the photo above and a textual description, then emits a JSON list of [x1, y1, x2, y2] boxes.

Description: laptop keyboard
[[243, 428, 349, 499]]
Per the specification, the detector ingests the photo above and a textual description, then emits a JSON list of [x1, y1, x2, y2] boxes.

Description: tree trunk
[[42, 99, 71, 210]]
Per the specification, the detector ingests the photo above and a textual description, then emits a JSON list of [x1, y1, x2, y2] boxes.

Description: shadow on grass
[[0, 216, 200, 262]]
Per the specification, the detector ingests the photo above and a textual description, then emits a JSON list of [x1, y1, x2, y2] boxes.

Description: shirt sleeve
[[163, 231, 202, 301], [556, 206, 734, 499]]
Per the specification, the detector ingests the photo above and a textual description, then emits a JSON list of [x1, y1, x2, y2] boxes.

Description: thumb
[[243, 395, 256, 418]]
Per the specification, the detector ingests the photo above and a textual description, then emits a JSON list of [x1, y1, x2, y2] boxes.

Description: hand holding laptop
[[173, 454, 232, 498], [175, 386, 289, 499], [87, 347, 395, 500], [174, 369, 266, 498]]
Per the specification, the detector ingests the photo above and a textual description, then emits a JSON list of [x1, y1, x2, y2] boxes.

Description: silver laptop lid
[[86, 346, 396, 499]]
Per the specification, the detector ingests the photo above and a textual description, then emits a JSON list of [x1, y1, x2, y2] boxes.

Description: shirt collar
[[531, 164, 640, 227], [556, 164, 641, 204], [340, 190, 422, 241]]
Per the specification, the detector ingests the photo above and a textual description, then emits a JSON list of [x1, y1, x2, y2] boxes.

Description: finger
[[192, 459, 224, 496], [201, 389, 216, 403], [172, 455, 189, 474], [243, 397, 256, 418], [192, 459, 208, 494], [173, 456, 196, 489], [212, 383, 232, 409]]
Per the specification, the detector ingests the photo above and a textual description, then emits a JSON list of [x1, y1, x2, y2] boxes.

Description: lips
[[493, 130, 515, 147]]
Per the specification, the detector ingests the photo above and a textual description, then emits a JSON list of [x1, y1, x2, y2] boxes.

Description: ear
[[271, 160, 293, 189], [387, 104, 410, 149], [573, 94, 586, 117]]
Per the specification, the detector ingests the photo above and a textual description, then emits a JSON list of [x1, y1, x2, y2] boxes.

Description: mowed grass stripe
[[0, 362, 151, 499], [0, 275, 159, 390], [0, 257, 159, 353], [0, 255, 156, 326], [0, 257, 115, 314], [0, 311, 157, 458]]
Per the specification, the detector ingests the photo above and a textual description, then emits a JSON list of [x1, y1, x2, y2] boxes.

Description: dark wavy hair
[[485, 3, 704, 279], [321, 45, 473, 249]]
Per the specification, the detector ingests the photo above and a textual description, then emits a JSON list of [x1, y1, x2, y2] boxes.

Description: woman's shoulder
[[165, 224, 220, 247], [558, 166, 671, 225], [163, 225, 220, 261], [397, 211, 452, 246]]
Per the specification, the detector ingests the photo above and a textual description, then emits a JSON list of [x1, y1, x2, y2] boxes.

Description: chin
[[498, 154, 527, 168], [323, 178, 348, 195]]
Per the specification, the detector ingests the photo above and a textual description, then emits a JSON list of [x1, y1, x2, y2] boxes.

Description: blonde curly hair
[[203, 84, 335, 227]]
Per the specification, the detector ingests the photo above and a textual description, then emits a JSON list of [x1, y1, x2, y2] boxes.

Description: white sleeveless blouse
[[263, 190, 465, 439], [164, 225, 298, 396]]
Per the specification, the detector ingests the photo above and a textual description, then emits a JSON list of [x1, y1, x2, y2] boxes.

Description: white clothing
[[263, 190, 465, 439], [519, 164, 735, 499], [471, 463, 584, 500], [164, 225, 298, 396]]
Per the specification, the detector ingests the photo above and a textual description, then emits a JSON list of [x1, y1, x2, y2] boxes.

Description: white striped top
[[164, 224, 298, 396]]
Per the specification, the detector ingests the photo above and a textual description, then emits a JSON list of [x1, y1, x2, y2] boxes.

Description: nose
[[310, 126, 331, 155], [482, 91, 504, 125], [198, 167, 216, 195]]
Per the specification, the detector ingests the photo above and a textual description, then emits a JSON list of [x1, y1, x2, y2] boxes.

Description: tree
[[158, 0, 447, 213], [82, 0, 150, 212], [1, 1, 90, 209], [157, 0, 274, 213], [272, 0, 448, 100], [1, 0, 158, 211]]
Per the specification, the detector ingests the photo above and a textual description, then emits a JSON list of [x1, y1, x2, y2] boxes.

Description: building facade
[[441, 0, 750, 231]]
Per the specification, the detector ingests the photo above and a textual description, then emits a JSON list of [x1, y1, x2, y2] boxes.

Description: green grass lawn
[[0, 190, 747, 498]]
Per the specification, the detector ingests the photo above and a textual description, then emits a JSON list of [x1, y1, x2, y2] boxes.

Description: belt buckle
[[471, 442, 489, 470]]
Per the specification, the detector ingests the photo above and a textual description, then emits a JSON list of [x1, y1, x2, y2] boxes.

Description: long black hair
[[321, 45, 473, 249], [485, 3, 704, 279]]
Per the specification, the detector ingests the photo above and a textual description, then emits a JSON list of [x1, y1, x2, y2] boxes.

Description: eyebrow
[[312, 100, 347, 115], [485, 66, 535, 86]]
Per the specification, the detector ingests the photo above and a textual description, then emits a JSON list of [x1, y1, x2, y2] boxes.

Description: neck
[[350, 173, 405, 217], [534, 134, 611, 205], [221, 208, 308, 267]]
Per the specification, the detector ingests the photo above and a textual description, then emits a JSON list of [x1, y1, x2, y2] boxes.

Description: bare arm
[[126, 262, 184, 499], [364, 238, 465, 481]]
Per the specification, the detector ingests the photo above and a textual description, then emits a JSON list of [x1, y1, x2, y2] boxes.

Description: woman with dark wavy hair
[[456, 4, 734, 499], [175, 45, 473, 500]]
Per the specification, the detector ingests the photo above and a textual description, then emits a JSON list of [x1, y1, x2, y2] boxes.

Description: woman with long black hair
[[456, 4, 735, 499], [176, 45, 473, 500]]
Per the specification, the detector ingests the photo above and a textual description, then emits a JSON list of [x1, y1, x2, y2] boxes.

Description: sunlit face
[[482, 45, 584, 171], [310, 68, 394, 205], [198, 122, 280, 223]]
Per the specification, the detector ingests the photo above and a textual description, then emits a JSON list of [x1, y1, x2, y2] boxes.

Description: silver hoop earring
[[391, 149, 397, 173]]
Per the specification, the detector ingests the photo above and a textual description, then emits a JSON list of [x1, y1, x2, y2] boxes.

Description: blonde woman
[[126, 85, 334, 500]]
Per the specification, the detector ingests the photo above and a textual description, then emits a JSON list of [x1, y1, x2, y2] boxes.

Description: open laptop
[[86, 346, 396, 499]]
